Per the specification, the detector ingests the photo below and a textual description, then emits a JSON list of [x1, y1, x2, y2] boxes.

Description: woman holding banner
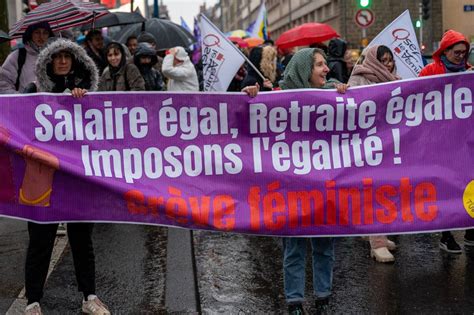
[[279, 47, 347, 315], [22, 38, 110, 315], [419, 29, 474, 254], [348, 45, 400, 263]]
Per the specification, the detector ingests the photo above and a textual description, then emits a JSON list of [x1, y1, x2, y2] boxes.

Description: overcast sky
[[165, 0, 218, 29]]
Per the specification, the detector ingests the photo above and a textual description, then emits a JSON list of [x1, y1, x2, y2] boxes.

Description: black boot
[[440, 231, 462, 254], [464, 229, 474, 247]]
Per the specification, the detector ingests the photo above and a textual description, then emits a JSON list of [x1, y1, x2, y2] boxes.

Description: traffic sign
[[355, 9, 375, 28]]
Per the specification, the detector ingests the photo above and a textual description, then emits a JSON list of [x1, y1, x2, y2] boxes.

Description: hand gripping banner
[[0, 72, 473, 236]]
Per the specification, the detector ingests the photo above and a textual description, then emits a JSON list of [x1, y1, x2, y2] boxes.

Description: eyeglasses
[[452, 50, 467, 57]]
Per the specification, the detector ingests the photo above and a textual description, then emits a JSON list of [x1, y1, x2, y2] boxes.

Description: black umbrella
[[114, 18, 195, 51], [81, 12, 146, 31], [0, 30, 10, 44]]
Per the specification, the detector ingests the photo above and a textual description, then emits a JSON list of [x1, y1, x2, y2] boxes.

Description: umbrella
[[115, 18, 195, 51], [0, 30, 10, 44], [9, 0, 108, 39], [226, 29, 250, 38], [228, 36, 249, 48], [81, 12, 145, 31], [244, 37, 264, 48], [276, 23, 339, 49]]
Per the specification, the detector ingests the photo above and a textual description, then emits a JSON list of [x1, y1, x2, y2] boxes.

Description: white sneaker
[[24, 302, 42, 315], [56, 223, 66, 236], [386, 239, 397, 251], [371, 247, 395, 263], [82, 295, 111, 315]]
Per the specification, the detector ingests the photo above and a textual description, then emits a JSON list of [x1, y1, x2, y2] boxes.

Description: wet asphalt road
[[0, 220, 168, 314], [0, 218, 28, 312], [194, 230, 474, 314], [2, 215, 474, 314], [40, 224, 168, 314]]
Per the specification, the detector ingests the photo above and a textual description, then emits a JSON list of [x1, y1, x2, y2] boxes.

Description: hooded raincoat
[[162, 46, 199, 91], [419, 30, 470, 77]]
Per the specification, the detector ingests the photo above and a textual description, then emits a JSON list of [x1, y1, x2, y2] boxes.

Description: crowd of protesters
[[0, 17, 472, 315]]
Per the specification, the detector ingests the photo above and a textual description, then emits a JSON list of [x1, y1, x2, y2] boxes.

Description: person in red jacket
[[419, 29, 471, 76], [419, 29, 473, 254]]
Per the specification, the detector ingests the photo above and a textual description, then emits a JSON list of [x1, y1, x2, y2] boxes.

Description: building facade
[[442, 0, 474, 42], [211, 0, 444, 53]]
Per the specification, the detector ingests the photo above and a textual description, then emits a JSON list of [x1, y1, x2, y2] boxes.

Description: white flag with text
[[200, 15, 246, 91], [368, 10, 423, 79]]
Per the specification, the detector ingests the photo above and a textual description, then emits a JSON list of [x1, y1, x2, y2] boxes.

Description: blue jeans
[[283, 237, 335, 304]]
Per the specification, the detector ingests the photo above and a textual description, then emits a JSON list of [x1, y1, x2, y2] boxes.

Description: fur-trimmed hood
[[35, 39, 99, 92]]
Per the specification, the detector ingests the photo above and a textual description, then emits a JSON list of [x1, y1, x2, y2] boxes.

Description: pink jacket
[[0, 44, 39, 94]]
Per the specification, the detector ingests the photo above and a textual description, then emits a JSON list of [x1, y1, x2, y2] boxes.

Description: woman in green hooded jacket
[[280, 48, 346, 315]]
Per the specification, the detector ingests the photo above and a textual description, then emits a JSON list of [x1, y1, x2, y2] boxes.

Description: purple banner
[[0, 72, 473, 236]]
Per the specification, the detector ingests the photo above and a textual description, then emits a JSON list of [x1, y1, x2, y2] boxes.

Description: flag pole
[[200, 14, 267, 82]]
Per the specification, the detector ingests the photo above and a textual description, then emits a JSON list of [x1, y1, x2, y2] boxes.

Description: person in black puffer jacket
[[134, 42, 164, 91]]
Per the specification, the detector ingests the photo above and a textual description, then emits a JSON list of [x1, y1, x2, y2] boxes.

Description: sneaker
[[370, 247, 395, 263], [315, 298, 329, 315], [82, 295, 110, 315], [56, 223, 66, 236], [464, 229, 474, 247], [386, 239, 397, 251], [24, 302, 42, 315], [440, 235, 462, 254], [288, 303, 304, 315]]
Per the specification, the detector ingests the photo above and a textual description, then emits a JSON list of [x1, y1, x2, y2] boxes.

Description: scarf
[[280, 48, 341, 90], [351, 45, 400, 83], [280, 48, 315, 90], [440, 55, 467, 72]]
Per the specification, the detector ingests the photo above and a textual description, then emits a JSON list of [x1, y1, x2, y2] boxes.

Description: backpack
[[15, 48, 27, 91]]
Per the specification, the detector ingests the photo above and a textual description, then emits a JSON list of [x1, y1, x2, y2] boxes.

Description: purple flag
[[192, 16, 201, 65]]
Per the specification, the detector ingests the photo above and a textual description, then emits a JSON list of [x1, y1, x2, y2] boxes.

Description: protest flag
[[180, 16, 191, 33], [248, 3, 268, 40], [367, 10, 424, 79], [192, 17, 202, 65], [199, 14, 264, 91]]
